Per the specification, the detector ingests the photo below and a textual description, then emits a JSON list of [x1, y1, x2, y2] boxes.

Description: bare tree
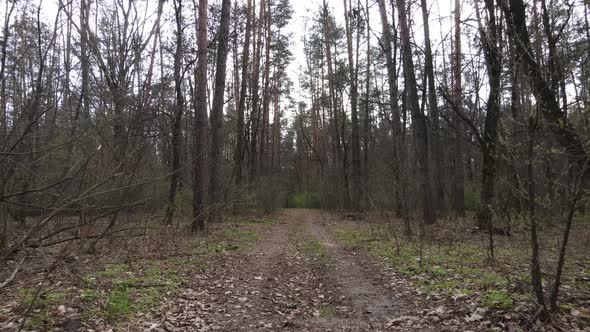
[[165, 0, 186, 224], [396, 0, 436, 225]]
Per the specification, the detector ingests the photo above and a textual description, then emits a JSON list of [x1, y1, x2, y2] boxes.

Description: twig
[[0, 254, 26, 289]]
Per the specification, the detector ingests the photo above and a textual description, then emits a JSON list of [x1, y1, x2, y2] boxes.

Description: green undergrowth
[[17, 288, 66, 330], [304, 239, 327, 260], [78, 219, 266, 323], [198, 217, 275, 253], [334, 224, 533, 311], [15, 215, 268, 330], [208, 227, 261, 253], [287, 191, 321, 208], [81, 263, 182, 323]]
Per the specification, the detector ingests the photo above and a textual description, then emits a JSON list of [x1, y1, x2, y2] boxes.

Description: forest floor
[[1, 209, 589, 331]]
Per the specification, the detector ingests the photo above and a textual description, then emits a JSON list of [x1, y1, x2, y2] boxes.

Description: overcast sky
[[9, 0, 461, 118], [285, 0, 458, 108]]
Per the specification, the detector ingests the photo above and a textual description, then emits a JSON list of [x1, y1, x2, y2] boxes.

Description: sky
[[7, 0, 461, 119], [285, 0, 458, 106]]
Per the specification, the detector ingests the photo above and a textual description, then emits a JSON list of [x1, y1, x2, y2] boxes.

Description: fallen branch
[[0, 254, 26, 289]]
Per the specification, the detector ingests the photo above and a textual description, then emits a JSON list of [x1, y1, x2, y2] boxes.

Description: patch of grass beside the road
[[304, 239, 327, 260], [81, 264, 182, 323], [333, 223, 524, 312]]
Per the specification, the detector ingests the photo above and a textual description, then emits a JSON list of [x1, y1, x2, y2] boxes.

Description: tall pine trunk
[[192, 0, 209, 233], [249, 0, 265, 182], [208, 0, 231, 224], [235, 0, 253, 192], [343, 0, 362, 209]]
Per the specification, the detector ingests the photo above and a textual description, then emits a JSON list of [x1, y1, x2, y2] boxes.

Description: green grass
[[81, 264, 182, 323], [334, 224, 523, 310], [215, 228, 260, 252], [305, 239, 327, 260], [482, 290, 514, 309], [18, 288, 66, 329]]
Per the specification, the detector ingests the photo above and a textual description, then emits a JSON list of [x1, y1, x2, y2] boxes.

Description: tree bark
[[249, 0, 266, 181], [165, 0, 186, 224], [378, 0, 405, 219], [343, 0, 362, 210], [260, 0, 272, 176], [322, 1, 345, 206], [363, 0, 370, 209], [476, 0, 502, 231], [396, 0, 436, 225], [420, 0, 443, 215], [452, 0, 465, 217], [193, 0, 209, 233], [498, 0, 589, 183], [208, 0, 231, 224], [235, 0, 253, 191]]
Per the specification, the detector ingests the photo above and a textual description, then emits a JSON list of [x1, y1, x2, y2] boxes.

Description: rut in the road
[[290, 209, 404, 331]]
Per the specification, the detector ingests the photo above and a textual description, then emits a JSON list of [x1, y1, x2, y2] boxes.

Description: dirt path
[[134, 209, 409, 331]]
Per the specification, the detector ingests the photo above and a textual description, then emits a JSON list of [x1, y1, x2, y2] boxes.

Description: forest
[[0, 0, 589, 330]]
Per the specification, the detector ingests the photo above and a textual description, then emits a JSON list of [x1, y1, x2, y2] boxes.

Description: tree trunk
[[165, 0, 186, 224], [235, 0, 253, 191], [397, 0, 436, 225], [208, 0, 231, 224], [363, 0, 370, 209], [249, 0, 265, 182], [527, 118, 547, 314], [498, 0, 589, 183], [476, 0, 502, 231], [260, 0, 271, 176], [420, 0, 443, 216], [378, 0, 405, 219], [322, 1, 344, 206], [452, 0, 465, 216], [343, 0, 362, 210], [192, 0, 209, 233]]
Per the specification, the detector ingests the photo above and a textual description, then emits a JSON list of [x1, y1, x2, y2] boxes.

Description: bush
[[465, 182, 481, 212], [252, 176, 286, 214], [287, 191, 321, 208]]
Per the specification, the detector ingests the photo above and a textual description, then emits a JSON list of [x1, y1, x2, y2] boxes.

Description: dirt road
[[134, 209, 415, 331]]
